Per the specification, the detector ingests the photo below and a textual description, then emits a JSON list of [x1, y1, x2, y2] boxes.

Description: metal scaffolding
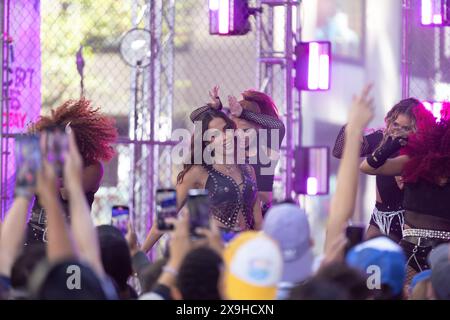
[[0, 0, 11, 219], [401, 0, 410, 99], [130, 0, 175, 243], [255, 0, 301, 199]]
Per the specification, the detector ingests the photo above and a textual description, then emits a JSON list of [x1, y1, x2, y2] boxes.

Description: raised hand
[[208, 85, 221, 109], [195, 219, 224, 254], [63, 125, 83, 192], [36, 133, 59, 204], [125, 221, 140, 257], [228, 95, 243, 117], [347, 84, 375, 132], [165, 213, 193, 269]]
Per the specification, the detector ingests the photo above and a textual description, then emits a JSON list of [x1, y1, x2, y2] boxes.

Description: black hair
[[11, 244, 46, 290], [315, 262, 371, 300], [97, 225, 132, 294], [176, 247, 223, 300], [29, 260, 111, 300], [177, 108, 236, 184], [289, 278, 350, 300]]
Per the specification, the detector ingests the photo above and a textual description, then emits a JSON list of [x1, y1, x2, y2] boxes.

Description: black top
[[204, 164, 258, 230], [403, 180, 450, 220], [29, 192, 96, 226], [190, 106, 285, 192], [332, 125, 403, 210]]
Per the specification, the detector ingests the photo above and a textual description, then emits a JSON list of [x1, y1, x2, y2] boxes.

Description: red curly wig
[[34, 98, 118, 164], [402, 102, 450, 185]]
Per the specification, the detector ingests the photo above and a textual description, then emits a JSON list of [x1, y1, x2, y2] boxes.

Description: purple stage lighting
[[295, 41, 331, 91], [421, 0, 450, 25], [209, 0, 251, 35], [294, 147, 329, 195]]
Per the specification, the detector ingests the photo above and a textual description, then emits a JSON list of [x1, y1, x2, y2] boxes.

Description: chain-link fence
[[406, 0, 450, 101], [2, 1, 261, 239]]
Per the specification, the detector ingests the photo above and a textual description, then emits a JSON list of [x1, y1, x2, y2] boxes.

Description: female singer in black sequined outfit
[[190, 87, 285, 216], [141, 108, 262, 252]]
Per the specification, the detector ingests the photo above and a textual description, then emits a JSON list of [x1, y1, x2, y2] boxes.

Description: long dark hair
[[177, 108, 236, 184]]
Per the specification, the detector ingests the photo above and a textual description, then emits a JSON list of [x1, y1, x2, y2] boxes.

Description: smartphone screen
[[15, 135, 41, 191], [345, 225, 365, 253], [46, 127, 68, 177], [111, 205, 130, 236], [156, 188, 177, 231], [187, 189, 210, 238]]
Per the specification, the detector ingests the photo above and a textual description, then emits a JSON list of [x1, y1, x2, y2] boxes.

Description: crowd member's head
[[10, 244, 46, 299], [0, 273, 10, 300], [28, 260, 113, 300], [97, 225, 135, 299], [174, 247, 223, 300], [263, 204, 313, 288], [289, 277, 350, 300], [346, 237, 406, 300], [139, 258, 167, 294], [315, 262, 370, 300], [430, 261, 450, 300], [178, 109, 236, 183], [223, 231, 283, 300], [428, 243, 450, 267], [33, 98, 117, 165], [427, 243, 450, 300]]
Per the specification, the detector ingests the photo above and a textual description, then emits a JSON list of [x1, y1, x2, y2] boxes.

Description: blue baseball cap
[[409, 270, 432, 295], [263, 203, 313, 284], [346, 237, 406, 295]]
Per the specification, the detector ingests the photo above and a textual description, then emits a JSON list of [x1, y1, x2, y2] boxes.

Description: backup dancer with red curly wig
[[333, 98, 432, 242], [360, 102, 450, 283], [26, 98, 117, 244]]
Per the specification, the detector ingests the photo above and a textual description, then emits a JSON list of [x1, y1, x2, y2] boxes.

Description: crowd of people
[[0, 85, 449, 300]]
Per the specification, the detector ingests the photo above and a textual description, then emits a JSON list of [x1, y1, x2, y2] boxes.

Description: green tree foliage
[[41, 0, 131, 109]]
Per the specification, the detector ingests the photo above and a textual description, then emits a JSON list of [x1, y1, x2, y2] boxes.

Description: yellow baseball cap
[[223, 231, 283, 300]]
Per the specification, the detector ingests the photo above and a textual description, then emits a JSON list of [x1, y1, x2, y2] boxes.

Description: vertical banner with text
[[2, 0, 41, 215]]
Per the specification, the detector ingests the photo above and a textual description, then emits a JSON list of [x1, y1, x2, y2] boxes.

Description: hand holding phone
[[111, 205, 130, 236], [187, 189, 210, 238], [46, 126, 68, 177], [156, 188, 177, 231], [15, 135, 41, 197]]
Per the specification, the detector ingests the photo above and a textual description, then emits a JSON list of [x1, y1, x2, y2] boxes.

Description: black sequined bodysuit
[[203, 164, 258, 230]]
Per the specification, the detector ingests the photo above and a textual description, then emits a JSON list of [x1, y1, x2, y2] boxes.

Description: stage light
[[423, 101, 444, 121], [306, 177, 318, 196], [295, 41, 331, 91], [294, 147, 329, 195], [421, 0, 450, 25], [209, 0, 251, 35]]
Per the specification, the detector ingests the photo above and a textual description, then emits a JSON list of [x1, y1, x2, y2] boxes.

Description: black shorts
[[369, 207, 404, 242], [398, 238, 449, 273]]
